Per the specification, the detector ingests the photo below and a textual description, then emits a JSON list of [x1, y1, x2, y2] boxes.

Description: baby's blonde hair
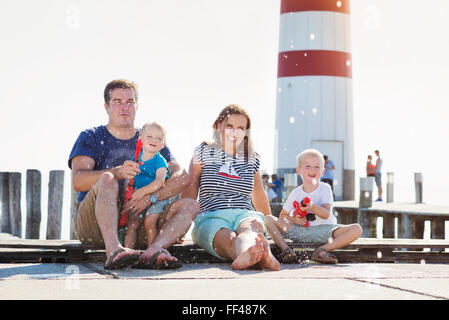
[[141, 121, 166, 139], [296, 149, 325, 168]]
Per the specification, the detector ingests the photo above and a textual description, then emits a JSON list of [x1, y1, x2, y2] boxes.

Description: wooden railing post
[[0, 172, 11, 233], [70, 184, 78, 240], [8, 172, 22, 238], [46, 170, 64, 239], [26, 169, 41, 239]]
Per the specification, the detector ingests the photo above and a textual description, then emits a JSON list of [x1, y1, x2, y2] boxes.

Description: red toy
[[119, 138, 143, 228], [290, 197, 311, 227]]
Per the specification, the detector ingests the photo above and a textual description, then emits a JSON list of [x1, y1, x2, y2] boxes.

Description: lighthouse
[[274, 0, 355, 200]]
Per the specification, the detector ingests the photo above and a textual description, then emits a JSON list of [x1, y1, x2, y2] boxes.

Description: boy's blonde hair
[[296, 149, 325, 168], [141, 122, 166, 139]]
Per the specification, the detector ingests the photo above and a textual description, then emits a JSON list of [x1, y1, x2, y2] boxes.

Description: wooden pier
[[1, 170, 449, 264]]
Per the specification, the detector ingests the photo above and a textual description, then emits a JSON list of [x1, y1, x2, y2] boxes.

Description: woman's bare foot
[[231, 235, 264, 270], [255, 234, 281, 271]]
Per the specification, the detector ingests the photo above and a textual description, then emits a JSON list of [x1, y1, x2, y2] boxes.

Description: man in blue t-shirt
[[321, 155, 335, 200], [267, 174, 284, 202], [68, 79, 199, 270]]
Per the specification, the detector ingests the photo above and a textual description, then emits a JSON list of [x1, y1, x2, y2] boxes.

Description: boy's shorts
[[283, 223, 342, 244], [192, 209, 266, 260], [143, 199, 172, 216]]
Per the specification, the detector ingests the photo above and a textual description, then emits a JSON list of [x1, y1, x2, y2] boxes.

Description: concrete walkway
[[1, 261, 449, 300]]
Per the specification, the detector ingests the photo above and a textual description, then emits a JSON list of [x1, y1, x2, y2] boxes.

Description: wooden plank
[[46, 170, 64, 239], [26, 169, 41, 239], [8, 172, 22, 238], [0, 239, 86, 249]]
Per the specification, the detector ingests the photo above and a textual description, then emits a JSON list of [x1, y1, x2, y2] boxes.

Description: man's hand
[[115, 160, 141, 180], [122, 195, 151, 216], [131, 187, 147, 202]]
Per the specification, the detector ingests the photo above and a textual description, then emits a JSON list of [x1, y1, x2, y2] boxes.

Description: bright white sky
[[0, 0, 448, 238]]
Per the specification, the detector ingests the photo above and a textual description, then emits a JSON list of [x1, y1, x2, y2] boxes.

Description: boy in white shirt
[[265, 149, 362, 264]]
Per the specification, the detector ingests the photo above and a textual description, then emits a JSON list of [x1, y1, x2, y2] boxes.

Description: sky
[[0, 0, 448, 239]]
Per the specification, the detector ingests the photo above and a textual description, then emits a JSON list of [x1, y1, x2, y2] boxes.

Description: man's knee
[[172, 198, 199, 220], [96, 172, 119, 193]]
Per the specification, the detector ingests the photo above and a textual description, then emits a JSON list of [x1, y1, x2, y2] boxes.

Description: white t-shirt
[[282, 182, 336, 226]]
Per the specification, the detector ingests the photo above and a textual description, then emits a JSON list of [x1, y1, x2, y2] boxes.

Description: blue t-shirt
[[134, 151, 168, 189], [322, 160, 334, 180], [68, 125, 174, 202], [272, 179, 284, 199]]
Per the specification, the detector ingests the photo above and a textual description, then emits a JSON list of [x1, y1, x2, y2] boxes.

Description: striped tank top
[[194, 142, 260, 214]]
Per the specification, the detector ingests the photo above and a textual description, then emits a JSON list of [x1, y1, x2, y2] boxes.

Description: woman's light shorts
[[192, 209, 266, 260], [283, 223, 342, 244]]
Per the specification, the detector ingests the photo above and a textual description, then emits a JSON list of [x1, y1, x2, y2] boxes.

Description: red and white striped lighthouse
[[274, 0, 355, 200]]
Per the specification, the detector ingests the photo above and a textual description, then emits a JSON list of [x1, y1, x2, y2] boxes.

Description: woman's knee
[[238, 218, 265, 234]]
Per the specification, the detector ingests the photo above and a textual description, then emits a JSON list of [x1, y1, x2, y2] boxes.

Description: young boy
[[123, 122, 171, 250], [265, 149, 362, 264]]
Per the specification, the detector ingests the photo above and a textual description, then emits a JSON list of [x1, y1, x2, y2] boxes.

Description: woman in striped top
[[182, 105, 280, 271]]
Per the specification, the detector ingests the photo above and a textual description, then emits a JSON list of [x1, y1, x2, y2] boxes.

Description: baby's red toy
[[290, 197, 311, 227], [119, 138, 143, 228]]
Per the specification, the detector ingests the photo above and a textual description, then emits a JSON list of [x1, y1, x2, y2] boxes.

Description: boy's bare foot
[[231, 235, 264, 270]]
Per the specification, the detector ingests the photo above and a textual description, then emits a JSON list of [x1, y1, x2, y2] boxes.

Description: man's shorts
[[74, 186, 177, 249], [375, 172, 382, 187], [191, 209, 266, 260], [283, 223, 342, 244]]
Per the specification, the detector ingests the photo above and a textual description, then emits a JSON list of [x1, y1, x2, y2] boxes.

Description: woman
[[182, 105, 280, 270], [366, 155, 376, 177]]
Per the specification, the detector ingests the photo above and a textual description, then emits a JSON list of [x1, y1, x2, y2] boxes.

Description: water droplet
[[346, 59, 351, 67], [420, 259, 426, 264], [377, 251, 382, 259], [310, 33, 315, 40], [300, 110, 305, 116], [336, 1, 342, 8], [289, 116, 295, 124], [312, 108, 318, 115], [278, 87, 282, 93], [365, 192, 370, 198], [334, 179, 338, 185], [304, 52, 308, 57], [328, 237, 333, 244], [312, 178, 318, 185]]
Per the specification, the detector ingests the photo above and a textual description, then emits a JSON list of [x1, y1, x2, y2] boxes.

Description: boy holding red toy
[[265, 149, 362, 264]]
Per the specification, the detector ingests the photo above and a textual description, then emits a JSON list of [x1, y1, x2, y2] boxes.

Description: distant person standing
[[321, 155, 335, 200], [269, 174, 284, 203], [366, 155, 376, 177], [374, 150, 383, 201], [262, 174, 277, 201]]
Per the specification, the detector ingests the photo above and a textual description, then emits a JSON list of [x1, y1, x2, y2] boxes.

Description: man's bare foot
[[139, 245, 178, 265], [255, 234, 281, 271], [231, 235, 264, 270]]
